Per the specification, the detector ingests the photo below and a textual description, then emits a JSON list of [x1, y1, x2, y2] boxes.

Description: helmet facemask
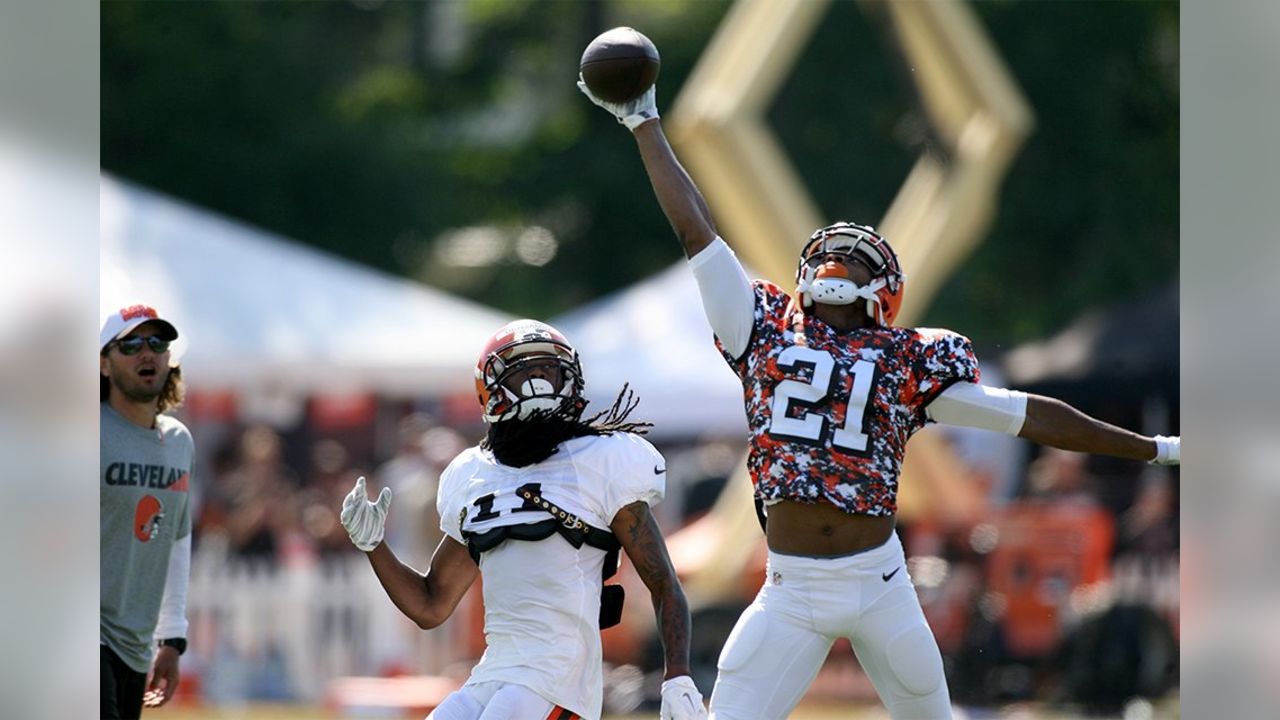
[[479, 338, 585, 424]]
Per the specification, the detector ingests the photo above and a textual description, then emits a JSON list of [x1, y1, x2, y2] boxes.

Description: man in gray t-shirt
[[100, 305, 194, 720]]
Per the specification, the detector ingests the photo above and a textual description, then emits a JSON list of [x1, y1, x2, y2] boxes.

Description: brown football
[[580, 27, 660, 104]]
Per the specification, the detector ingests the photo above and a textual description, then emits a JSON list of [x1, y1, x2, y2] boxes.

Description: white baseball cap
[[100, 304, 179, 352]]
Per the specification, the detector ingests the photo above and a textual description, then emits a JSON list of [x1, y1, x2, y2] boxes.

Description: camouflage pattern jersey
[[716, 280, 979, 516]]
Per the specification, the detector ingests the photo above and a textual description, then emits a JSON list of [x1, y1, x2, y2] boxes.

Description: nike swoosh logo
[[881, 567, 901, 582], [653, 465, 666, 475]]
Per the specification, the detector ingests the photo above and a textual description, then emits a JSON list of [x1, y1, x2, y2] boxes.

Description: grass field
[[159, 696, 1180, 719], [164, 706, 883, 719]]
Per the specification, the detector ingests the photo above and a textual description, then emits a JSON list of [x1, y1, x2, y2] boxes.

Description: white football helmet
[[474, 320, 586, 423]]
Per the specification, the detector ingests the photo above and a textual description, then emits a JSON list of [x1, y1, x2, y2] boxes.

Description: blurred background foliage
[[102, 0, 1177, 346]]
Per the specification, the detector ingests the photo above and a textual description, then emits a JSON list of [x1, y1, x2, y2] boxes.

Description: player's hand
[[340, 476, 392, 552], [142, 644, 181, 708], [660, 675, 707, 720], [1150, 435, 1180, 466], [577, 74, 658, 131]]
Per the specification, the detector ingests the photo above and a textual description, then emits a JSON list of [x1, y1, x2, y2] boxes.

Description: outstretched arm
[[927, 383, 1179, 464], [1019, 394, 1170, 462], [633, 120, 756, 360], [366, 536, 478, 630], [631, 120, 718, 259], [579, 80, 753, 357], [575, 78, 717, 258], [611, 501, 692, 680]]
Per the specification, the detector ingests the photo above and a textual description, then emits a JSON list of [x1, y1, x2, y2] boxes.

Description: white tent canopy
[[554, 262, 748, 441], [101, 175, 513, 397]]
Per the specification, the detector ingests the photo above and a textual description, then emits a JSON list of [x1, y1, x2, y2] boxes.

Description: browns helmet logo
[[134, 495, 166, 542], [119, 304, 160, 321]]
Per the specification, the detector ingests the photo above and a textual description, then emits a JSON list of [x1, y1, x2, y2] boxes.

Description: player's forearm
[[652, 584, 694, 680], [1019, 394, 1157, 461], [633, 120, 718, 258], [366, 542, 444, 629], [613, 501, 695, 678]]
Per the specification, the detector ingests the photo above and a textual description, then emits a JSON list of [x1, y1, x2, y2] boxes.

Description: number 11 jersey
[[717, 280, 980, 516]]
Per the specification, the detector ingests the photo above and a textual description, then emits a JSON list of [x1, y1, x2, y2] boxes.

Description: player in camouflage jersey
[[722, 253, 983, 518], [580, 79, 1179, 718]]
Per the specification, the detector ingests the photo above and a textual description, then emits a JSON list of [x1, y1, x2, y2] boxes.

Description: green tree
[[102, 0, 1177, 343]]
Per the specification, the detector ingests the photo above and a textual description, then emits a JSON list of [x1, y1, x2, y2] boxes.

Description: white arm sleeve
[[926, 382, 1028, 435], [154, 534, 191, 640], [688, 237, 755, 359]]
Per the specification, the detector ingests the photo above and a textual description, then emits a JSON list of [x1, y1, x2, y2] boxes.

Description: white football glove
[[1150, 435, 1180, 466], [577, 74, 659, 131], [340, 476, 392, 552], [660, 675, 707, 720]]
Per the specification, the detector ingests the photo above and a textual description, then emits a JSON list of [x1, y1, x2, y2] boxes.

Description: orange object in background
[[166, 668, 202, 708], [307, 392, 377, 431], [986, 503, 1115, 658], [182, 388, 239, 422]]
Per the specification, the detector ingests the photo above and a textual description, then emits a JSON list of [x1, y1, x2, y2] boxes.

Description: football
[[580, 27, 660, 104]]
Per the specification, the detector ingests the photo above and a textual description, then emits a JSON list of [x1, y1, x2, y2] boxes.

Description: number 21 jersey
[[717, 280, 979, 516]]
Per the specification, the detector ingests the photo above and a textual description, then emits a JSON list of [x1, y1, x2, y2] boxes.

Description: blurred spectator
[[191, 433, 241, 549], [308, 438, 353, 492], [375, 413, 462, 567], [1025, 449, 1101, 506], [362, 414, 468, 675], [1116, 471, 1178, 556], [299, 438, 365, 558], [194, 417, 470, 569], [204, 425, 299, 562]]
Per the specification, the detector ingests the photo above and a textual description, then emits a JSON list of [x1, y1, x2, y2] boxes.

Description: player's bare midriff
[[765, 499, 895, 557]]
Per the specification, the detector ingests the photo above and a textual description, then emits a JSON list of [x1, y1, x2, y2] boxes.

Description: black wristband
[[159, 637, 187, 656]]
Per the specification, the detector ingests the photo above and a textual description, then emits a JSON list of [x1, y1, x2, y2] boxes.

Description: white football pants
[[709, 532, 952, 720], [427, 681, 580, 720]]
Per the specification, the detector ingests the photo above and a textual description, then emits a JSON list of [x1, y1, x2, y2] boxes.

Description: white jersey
[[438, 432, 667, 720]]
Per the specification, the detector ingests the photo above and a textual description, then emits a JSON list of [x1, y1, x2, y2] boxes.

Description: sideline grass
[[163, 703, 883, 719], [158, 701, 1171, 720]]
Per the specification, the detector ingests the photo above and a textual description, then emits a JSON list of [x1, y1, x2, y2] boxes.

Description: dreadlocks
[[483, 384, 652, 468]]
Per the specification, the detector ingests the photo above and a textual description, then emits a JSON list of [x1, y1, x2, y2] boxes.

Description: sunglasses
[[113, 336, 171, 356]]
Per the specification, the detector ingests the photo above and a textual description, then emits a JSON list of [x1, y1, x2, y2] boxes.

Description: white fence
[[185, 538, 476, 703]]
